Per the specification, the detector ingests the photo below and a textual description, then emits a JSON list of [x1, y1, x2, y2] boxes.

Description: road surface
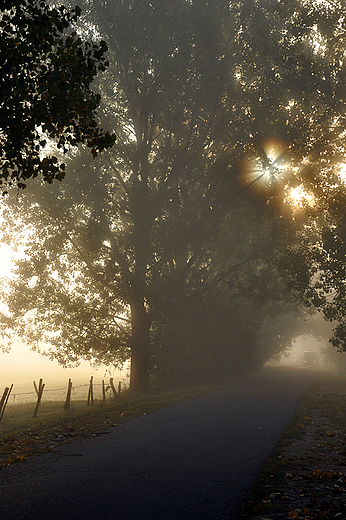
[[0, 367, 314, 520]]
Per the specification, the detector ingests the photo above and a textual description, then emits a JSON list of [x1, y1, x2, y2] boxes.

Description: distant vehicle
[[303, 351, 318, 367]]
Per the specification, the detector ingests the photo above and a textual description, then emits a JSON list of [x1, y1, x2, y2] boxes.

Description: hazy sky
[[0, 339, 120, 385]]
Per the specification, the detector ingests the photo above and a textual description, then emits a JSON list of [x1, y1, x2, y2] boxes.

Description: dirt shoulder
[[242, 370, 346, 520]]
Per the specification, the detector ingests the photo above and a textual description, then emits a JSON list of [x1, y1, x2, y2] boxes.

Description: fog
[[269, 334, 326, 368], [0, 246, 128, 402], [1, 1, 346, 394], [0, 340, 128, 403]]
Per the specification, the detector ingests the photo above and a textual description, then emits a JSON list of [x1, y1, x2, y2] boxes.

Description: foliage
[[0, 148, 292, 388], [280, 192, 346, 354], [246, 0, 346, 357], [151, 205, 302, 388], [2, 0, 346, 390], [0, 0, 115, 188]]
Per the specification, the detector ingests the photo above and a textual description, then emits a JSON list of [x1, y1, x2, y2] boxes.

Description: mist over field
[[0, 340, 128, 403]]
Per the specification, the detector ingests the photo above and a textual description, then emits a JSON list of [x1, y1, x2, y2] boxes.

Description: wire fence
[[0, 376, 130, 422], [3, 377, 129, 404]]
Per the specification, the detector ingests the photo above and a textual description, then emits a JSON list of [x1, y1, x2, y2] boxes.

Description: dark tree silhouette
[[0, 0, 115, 188]]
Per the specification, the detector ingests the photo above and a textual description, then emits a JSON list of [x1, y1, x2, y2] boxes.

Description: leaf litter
[[242, 372, 346, 520]]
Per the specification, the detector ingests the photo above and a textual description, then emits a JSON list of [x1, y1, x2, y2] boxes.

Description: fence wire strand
[[2, 379, 127, 403]]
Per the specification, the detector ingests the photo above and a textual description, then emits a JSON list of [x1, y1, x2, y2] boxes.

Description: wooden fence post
[[64, 379, 73, 411], [0, 384, 13, 422], [118, 381, 122, 396], [33, 379, 45, 418], [0, 388, 7, 418], [87, 376, 94, 406], [102, 380, 106, 403], [109, 378, 118, 400]]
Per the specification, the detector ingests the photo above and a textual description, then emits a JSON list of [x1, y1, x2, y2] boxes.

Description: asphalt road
[[0, 367, 314, 520]]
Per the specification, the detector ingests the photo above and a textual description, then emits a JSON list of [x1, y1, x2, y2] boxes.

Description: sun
[[240, 139, 289, 192]]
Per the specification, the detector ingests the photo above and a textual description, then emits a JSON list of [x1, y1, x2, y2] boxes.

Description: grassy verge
[[241, 370, 346, 519], [0, 383, 223, 468]]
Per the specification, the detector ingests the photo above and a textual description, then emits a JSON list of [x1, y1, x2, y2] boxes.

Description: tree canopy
[[0, 0, 115, 188], [2, 0, 346, 391], [279, 181, 346, 353]]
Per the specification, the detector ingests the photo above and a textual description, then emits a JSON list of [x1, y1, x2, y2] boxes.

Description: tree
[[0, 0, 115, 188], [279, 183, 346, 354], [151, 268, 306, 389], [0, 154, 298, 390], [236, 0, 346, 358], [271, 0, 346, 354], [1, 0, 246, 391], [1, 0, 346, 392]]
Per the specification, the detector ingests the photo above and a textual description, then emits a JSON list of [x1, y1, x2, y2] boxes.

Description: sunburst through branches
[[240, 139, 289, 193]]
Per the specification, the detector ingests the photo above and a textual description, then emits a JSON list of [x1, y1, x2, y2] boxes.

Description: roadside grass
[[0, 383, 224, 467], [241, 370, 346, 519]]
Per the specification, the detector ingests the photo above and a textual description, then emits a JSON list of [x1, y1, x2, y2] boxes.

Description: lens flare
[[240, 139, 289, 193]]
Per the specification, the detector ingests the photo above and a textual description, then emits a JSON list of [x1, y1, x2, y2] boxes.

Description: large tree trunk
[[129, 297, 152, 393]]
